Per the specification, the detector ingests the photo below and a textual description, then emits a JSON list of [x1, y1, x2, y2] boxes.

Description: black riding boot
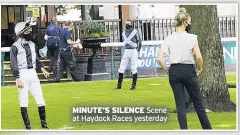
[[38, 106, 49, 129], [21, 107, 31, 130], [114, 73, 123, 89], [130, 73, 137, 90]]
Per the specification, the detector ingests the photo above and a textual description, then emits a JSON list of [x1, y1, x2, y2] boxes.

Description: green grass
[[226, 74, 236, 81], [1, 76, 236, 130], [226, 74, 237, 86]]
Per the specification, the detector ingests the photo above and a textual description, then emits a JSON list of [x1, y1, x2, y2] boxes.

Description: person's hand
[[76, 39, 80, 43], [16, 79, 24, 88], [196, 69, 202, 76], [44, 35, 48, 40], [74, 43, 83, 49], [77, 43, 83, 49], [41, 68, 50, 78], [166, 70, 169, 76]]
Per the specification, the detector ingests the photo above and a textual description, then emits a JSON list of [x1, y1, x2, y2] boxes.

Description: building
[[1, 4, 237, 60], [1, 5, 56, 60]]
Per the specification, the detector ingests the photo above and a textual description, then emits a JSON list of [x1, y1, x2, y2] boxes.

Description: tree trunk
[[181, 5, 235, 112]]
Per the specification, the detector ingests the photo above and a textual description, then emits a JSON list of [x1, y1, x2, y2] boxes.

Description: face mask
[[126, 24, 133, 30], [23, 33, 33, 41], [185, 24, 192, 33], [68, 26, 73, 31]]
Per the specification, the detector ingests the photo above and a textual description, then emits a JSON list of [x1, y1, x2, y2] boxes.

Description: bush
[[80, 33, 89, 38], [80, 21, 109, 38], [89, 33, 101, 38], [100, 32, 110, 37]]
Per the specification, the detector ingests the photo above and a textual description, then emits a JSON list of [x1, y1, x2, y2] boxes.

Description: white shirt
[[161, 31, 198, 64]]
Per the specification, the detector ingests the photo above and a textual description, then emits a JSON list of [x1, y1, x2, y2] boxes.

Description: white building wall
[[102, 5, 119, 19], [104, 4, 237, 19], [57, 4, 237, 21], [217, 4, 237, 17]]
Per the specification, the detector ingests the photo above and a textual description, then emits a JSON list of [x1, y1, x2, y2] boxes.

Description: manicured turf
[[1, 76, 236, 130], [226, 74, 237, 86]]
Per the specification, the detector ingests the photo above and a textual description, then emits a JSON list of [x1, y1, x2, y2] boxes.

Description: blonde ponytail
[[175, 7, 190, 27]]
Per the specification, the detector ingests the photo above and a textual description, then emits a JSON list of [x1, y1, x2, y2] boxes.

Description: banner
[[138, 45, 170, 68], [222, 41, 236, 65]]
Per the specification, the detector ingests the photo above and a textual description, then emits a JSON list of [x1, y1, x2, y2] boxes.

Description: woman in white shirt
[[158, 8, 212, 130]]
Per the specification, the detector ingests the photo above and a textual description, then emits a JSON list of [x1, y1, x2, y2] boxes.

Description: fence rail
[[218, 16, 237, 37], [56, 16, 236, 55], [58, 19, 122, 56], [131, 16, 237, 41]]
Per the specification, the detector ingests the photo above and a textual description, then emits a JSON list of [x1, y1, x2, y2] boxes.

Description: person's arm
[[66, 31, 80, 45], [44, 26, 49, 40], [35, 44, 49, 78], [35, 44, 44, 69], [193, 41, 203, 76], [10, 46, 19, 79], [136, 32, 142, 52], [10, 46, 24, 88], [67, 39, 80, 45], [157, 39, 169, 74], [158, 51, 168, 73]]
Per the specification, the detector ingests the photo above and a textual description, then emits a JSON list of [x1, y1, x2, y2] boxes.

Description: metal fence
[[58, 19, 122, 56], [131, 16, 237, 41], [56, 16, 236, 55], [131, 18, 176, 41], [218, 16, 237, 37]]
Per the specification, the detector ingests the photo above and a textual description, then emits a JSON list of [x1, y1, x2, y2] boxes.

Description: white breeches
[[18, 69, 45, 107], [118, 49, 138, 74]]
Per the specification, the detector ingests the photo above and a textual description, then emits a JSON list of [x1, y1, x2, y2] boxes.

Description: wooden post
[[47, 5, 56, 24]]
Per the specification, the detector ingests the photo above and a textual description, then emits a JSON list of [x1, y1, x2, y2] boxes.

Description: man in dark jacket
[[44, 17, 61, 80]]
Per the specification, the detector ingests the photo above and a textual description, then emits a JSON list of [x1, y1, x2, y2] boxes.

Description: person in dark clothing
[[10, 21, 50, 130], [114, 20, 142, 90], [55, 20, 82, 82], [44, 17, 61, 79]]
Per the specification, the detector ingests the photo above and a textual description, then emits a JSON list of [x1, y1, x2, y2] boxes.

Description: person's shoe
[[41, 122, 49, 129], [47, 68, 52, 73], [21, 107, 31, 130], [130, 73, 137, 91], [129, 85, 136, 90], [54, 78, 60, 83], [38, 106, 49, 129], [171, 110, 177, 113], [113, 73, 123, 90], [114, 85, 121, 90]]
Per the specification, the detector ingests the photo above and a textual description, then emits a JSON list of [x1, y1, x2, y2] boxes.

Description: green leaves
[[100, 32, 110, 37], [89, 33, 101, 38], [80, 21, 107, 37]]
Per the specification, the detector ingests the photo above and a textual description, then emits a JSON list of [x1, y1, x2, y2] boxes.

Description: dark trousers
[[56, 50, 80, 82], [169, 64, 212, 130], [47, 47, 59, 79], [184, 87, 205, 110]]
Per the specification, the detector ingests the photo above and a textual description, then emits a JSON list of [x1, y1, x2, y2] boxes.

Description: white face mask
[[68, 26, 73, 31]]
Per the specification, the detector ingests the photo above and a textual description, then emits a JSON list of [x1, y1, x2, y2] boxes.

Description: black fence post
[[118, 5, 123, 42]]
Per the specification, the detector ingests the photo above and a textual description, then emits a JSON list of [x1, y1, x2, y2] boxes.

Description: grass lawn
[[226, 74, 237, 86], [1, 75, 236, 130]]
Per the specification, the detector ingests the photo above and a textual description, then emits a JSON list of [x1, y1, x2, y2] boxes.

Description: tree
[[182, 5, 236, 112]]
